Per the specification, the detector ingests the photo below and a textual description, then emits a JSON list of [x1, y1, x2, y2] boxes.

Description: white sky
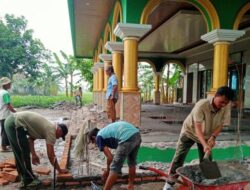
[[0, 0, 73, 55]]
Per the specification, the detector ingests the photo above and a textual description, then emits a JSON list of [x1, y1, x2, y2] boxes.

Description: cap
[[58, 123, 68, 140], [0, 77, 11, 86]]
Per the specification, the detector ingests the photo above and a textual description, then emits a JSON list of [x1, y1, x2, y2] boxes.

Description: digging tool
[[91, 181, 102, 190], [53, 158, 57, 190], [199, 151, 221, 179]]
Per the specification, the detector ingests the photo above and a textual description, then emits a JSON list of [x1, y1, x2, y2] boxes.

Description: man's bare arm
[[46, 144, 68, 173], [28, 137, 40, 165], [194, 122, 211, 152]]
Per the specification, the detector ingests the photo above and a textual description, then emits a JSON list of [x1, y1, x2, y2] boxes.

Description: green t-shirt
[[3, 93, 10, 104]]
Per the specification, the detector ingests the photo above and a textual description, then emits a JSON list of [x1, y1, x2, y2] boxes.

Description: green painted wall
[[137, 145, 250, 163], [121, 0, 149, 23], [211, 0, 249, 29], [188, 0, 213, 31]]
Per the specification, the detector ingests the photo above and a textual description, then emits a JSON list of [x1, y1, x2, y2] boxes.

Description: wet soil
[[178, 161, 250, 185]]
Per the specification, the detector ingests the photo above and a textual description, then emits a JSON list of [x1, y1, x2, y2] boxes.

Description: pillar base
[[96, 91, 103, 108], [115, 92, 121, 119], [102, 91, 107, 111], [206, 89, 216, 99], [153, 90, 160, 105], [120, 91, 141, 127], [122, 87, 139, 92]]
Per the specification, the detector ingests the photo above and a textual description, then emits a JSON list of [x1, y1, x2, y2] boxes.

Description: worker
[[4, 111, 68, 188], [88, 121, 141, 190], [74, 86, 83, 107], [0, 77, 16, 152], [167, 86, 234, 186], [105, 65, 118, 122]]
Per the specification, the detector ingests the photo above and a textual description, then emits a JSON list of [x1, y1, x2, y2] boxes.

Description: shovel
[[199, 151, 221, 179]]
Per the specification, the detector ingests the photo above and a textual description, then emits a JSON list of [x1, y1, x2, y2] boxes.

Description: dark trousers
[[169, 134, 212, 175], [4, 115, 36, 185], [0, 119, 10, 147]]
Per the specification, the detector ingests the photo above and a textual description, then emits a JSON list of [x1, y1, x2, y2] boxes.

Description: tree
[[0, 14, 50, 79], [76, 59, 93, 91], [53, 52, 70, 97], [138, 63, 154, 102]]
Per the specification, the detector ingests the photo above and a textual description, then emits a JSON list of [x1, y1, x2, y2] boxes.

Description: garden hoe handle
[[139, 166, 186, 186], [53, 158, 57, 190]]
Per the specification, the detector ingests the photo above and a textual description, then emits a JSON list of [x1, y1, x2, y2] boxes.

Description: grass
[[12, 92, 93, 108]]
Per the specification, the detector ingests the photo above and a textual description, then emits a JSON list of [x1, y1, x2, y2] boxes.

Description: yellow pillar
[[154, 74, 160, 91], [211, 42, 230, 92], [112, 52, 123, 91], [96, 71, 99, 91], [93, 73, 96, 91], [98, 67, 104, 91], [103, 61, 112, 91], [123, 37, 138, 91]]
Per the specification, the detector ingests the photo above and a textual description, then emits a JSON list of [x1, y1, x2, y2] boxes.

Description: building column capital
[[114, 23, 151, 40], [99, 54, 112, 62], [105, 42, 124, 53], [201, 29, 245, 44], [95, 62, 104, 69]]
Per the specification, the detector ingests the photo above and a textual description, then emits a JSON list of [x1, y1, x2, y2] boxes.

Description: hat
[[0, 77, 11, 86], [58, 123, 68, 140]]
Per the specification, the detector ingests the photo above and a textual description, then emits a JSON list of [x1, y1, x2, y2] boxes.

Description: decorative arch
[[162, 60, 186, 75], [94, 50, 97, 62], [97, 39, 103, 61], [103, 23, 112, 53], [140, 0, 220, 31], [233, 3, 250, 29], [138, 59, 157, 74], [112, 1, 123, 41]]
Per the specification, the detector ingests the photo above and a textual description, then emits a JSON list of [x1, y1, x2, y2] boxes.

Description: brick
[[142, 176, 157, 181], [42, 179, 52, 186], [4, 160, 15, 167], [0, 178, 9, 185], [134, 177, 142, 182], [34, 167, 51, 175], [2, 171, 18, 182], [0, 173, 3, 178], [4, 164, 15, 169], [57, 173, 73, 180], [3, 168, 15, 172], [64, 181, 80, 186], [0, 163, 5, 169]]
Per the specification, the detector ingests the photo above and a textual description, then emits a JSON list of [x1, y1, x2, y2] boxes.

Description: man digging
[[166, 86, 234, 188]]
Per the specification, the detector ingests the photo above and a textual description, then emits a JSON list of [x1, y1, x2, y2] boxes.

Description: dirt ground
[[0, 105, 167, 190], [1, 104, 250, 190]]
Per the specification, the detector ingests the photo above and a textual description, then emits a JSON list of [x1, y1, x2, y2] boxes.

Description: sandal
[[0, 147, 12, 152], [26, 179, 42, 187], [19, 179, 42, 189]]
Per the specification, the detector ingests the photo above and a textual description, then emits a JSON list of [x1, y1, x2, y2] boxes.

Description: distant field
[[12, 92, 93, 108]]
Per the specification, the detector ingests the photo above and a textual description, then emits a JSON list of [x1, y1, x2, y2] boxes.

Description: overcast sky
[[0, 0, 73, 55]]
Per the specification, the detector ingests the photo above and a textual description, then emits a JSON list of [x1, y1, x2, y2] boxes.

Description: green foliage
[[163, 64, 183, 87], [76, 59, 93, 91], [138, 63, 154, 101], [0, 14, 50, 78], [12, 92, 93, 108]]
